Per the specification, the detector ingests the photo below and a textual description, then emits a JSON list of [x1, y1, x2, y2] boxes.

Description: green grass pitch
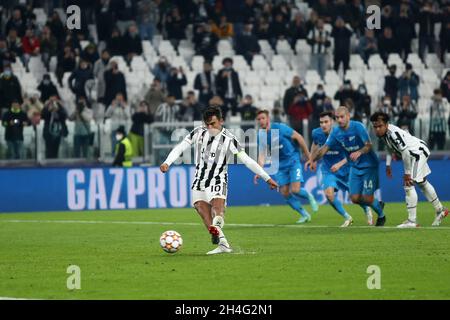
[[0, 202, 449, 300]]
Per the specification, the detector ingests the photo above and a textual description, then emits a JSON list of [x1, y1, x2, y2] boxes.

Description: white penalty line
[[0, 219, 450, 230]]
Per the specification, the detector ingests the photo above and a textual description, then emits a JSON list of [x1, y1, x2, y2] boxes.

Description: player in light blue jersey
[[305, 111, 373, 227], [311, 106, 386, 226], [255, 110, 318, 224]]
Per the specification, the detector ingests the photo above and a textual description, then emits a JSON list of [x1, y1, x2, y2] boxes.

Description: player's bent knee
[[290, 184, 301, 194], [326, 194, 334, 203], [280, 186, 290, 198], [362, 195, 374, 204], [350, 195, 360, 204]]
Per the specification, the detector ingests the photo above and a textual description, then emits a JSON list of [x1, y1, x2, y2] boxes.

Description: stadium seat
[[191, 55, 205, 72], [324, 70, 341, 85], [244, 71, 263, 86], [251, 55, 270, 72], [305, 70, 322, 86]]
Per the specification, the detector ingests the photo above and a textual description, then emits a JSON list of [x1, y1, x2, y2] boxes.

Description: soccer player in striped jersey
[[160, 106, 278, 255], [370, 111, 448, 228], [255, 110, 319, 224], [306, 111, 373, 227]]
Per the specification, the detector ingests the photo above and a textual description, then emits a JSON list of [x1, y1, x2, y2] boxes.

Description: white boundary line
[[1, 219, 449, 230], [0, 297, 35, 300]]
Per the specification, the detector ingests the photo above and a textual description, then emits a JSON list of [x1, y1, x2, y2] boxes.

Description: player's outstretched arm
[[160, 139, 191, 173], [292, 131, 311, 160], [254, 149, 267, 184], [330, 158, 347, 173], [305, 142, 318, 171], [311, 144, 329, 162], [237, 151, 278, 189], [350, 141, 373, 161]]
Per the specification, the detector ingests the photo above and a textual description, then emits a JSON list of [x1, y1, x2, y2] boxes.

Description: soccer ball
[[160, 230, 183, 253]]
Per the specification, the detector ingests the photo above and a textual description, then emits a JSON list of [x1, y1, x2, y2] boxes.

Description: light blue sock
[[329, 198, 351, 220], [286, 194, 309, 217], [293, 188, 310, 200], [359, 204, 370, 214], [370, 198, 384, 218]]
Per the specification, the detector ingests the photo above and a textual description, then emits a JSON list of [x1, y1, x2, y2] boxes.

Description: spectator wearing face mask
[[152, 57, 171, 88], [355, 84, 371, 122], [103, 60, 127, 108], [167, 67, 187, 100], [396, 94, 418, 134], [399, 63, 420, 102], [122, 24, 143, 63], [113, 126, 133, 167], [310, 84, 330, 130], [128, 101, 153, 157], [194, 61, 216, 106], [144, 78, 167, 116], [41, 95, 68, 159], [428, 89, 449, 150], [0, 65, 23, 116], [1, 100, 29, 159], [283, 76, 309, 115], [334, 80, 359, 106], [105, 93, 131, 151], [287, 92, 313, 135], [238, 94, 258, 131], [93, 49, 111, 105], [377, 95, 399, 119], [216, 57, 242, 118], [68, 59, 94, 100], [179, 91, 204, 122], [69, 97, 94, 158], [37, 74, 59, 103], [384, 64, 399, 105]]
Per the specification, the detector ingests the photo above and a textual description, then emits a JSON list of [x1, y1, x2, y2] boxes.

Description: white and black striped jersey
[[383, 124, 430, 161], [184, 126, 244, 191]]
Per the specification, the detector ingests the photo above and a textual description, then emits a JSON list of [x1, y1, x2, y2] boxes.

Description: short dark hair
[[319, 111, 334, 119], [370, 112, 390, 123], [203, 106, 223, 122], [222, 57, 233, 65]]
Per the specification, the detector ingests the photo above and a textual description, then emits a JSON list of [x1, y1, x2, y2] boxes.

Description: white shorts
[[191, 182, 228, 207], [411, 154, 431, 182]]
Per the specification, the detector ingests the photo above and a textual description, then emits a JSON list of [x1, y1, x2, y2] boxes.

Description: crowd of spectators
[[0, 0, 450, 161]]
